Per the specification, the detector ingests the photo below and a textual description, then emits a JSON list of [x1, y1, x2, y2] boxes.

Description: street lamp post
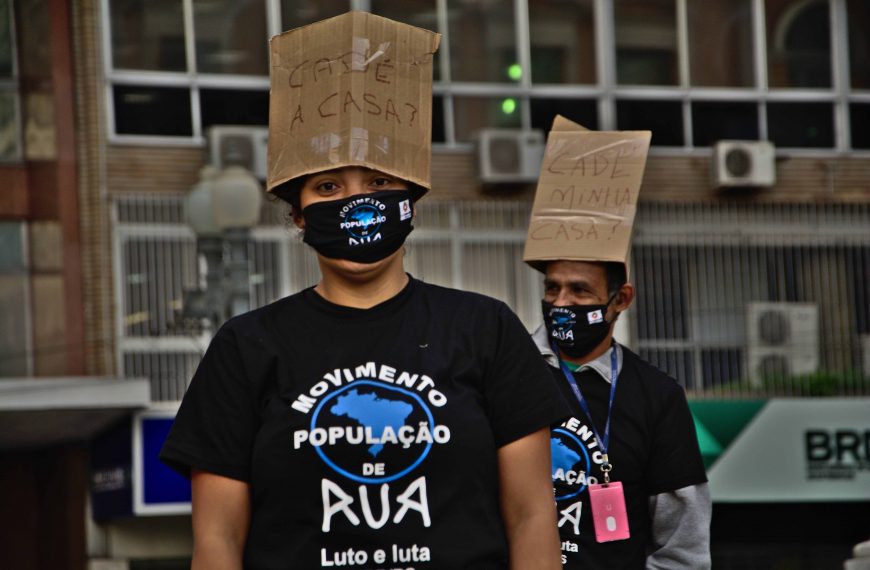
[[183, 165, 263, 331]]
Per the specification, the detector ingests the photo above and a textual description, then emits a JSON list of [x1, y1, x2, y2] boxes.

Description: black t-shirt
[[549, 347, 707, 569], [161, 278, 568, 569]]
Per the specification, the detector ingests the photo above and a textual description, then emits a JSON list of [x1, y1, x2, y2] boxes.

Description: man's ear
[[614, 283, 635, 313]]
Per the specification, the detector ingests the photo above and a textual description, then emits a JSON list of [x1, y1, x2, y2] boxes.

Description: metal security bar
[[633, 202, 870, 398], [112, 195, 541, 400], [113, 195, 870, 400]]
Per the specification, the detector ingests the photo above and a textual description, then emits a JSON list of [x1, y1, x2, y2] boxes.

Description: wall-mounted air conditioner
[[205, 125, 269, 180], [745, 302, 819, 385], [712, 140, 776, 188], [475, 129, 545, 184]]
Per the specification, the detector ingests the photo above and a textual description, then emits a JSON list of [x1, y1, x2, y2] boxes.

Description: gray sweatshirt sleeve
[[646, 483, 712, 570]]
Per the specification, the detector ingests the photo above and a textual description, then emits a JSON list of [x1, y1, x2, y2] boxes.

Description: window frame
[[101, 0, 870, 155]]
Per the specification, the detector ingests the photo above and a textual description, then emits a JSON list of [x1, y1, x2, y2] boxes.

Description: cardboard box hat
[[267, 11, 441, 195], [523, 116, 651, 272]]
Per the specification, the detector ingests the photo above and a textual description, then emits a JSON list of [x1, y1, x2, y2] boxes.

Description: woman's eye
[[317, 182, 338, 192], [372, 177, 392, 187]]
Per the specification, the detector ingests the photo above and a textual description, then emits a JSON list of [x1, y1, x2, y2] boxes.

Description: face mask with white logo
[[541, 294, 617, 359], [301, 189, 415, 263]]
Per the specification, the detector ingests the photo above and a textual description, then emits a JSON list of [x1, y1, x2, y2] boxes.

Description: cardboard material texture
[[523, 115, 651, 271], [267, 11, 441, 193]]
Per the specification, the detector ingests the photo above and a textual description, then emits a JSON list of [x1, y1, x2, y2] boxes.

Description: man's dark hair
[[605, 262, 627, 297]]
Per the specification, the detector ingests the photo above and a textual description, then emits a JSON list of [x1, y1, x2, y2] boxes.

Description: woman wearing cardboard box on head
[[160, 12, 566, 570]]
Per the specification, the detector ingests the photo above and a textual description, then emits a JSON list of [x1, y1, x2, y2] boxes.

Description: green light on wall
[[507, 63, 523, 81], [501, 98, 517, 114]]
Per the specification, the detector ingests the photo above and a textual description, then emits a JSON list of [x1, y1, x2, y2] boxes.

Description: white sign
[[708, 398, 870, 502]]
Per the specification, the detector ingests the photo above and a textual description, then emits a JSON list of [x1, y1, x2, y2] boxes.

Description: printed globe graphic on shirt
[[551, 428, 593, 500], [339, 197, 387, 240], [310, 380, 437, 484]]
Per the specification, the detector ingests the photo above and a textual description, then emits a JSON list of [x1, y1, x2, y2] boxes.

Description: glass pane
[[530, 98, 598, 132], [0, 91, 19, 160], [850, 104, 870, 149], [0, 0, 12, 78], [201, 88, 268, 128], [194, 0, 267, 75], [529, 0, 596, 84], [0, 222, 24, 270], [453, 96, 521, 142], [448, 0, 517, 83], [614, 0, 678, 85], [280, 0, 349, 30], [767, 102, 833, 148], [371, 0, 441, 81], [432, 95, 445, 143], [766, 0, 831, 88], [110, 0, 186, 72], [688, 0, 753, 87], [847, 0, 870, 89], [0, 275, 29, 377], [113, 85, 192, 136], [616, 100, 683, 146], [692, 101, 759, 146], [17, 0, 50, 79]]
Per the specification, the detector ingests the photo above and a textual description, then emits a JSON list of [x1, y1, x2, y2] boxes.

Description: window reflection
[[688, 0, 754, 87], [617, 100, 683, 146], [113, 86, 192, 136], [194, 0, 267, 75], [847, 0, 870, 89], [768, 102, 833, 147], [766, 0, 831, 88], [110, 0, 186, 72], [692, 101, 758, 146], [448, 0, 518, 83], [280, 0, 349, 30], [530, 98, 597, 132], [0, 91, 18, 160], [614, 0, 678, 86], [372, 0, 441, 81], [849, 104, 870, 149], [528, 0, 596, 84], [0, 0, 12, 78], [453, 96, 521, 142]]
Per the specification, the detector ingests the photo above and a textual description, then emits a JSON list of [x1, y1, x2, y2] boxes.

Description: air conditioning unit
[[205, 125, 269, 180], [712, 140, 776, 188], [475, 129, 545, 184], [745, 302, 819, 385]]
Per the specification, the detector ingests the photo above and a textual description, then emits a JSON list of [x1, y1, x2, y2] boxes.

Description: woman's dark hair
[[272, 177, 306, 219]]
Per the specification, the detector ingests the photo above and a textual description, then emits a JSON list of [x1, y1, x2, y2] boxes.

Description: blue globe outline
[[549, 308, 576, 334], [344, 204, 384, 239], [551, 427, 592, 501], [310, 379, 435, 484]]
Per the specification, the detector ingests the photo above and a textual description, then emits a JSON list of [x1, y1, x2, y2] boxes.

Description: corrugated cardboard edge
[[266, 11, 441, 194], [523, 115, 651, 273]]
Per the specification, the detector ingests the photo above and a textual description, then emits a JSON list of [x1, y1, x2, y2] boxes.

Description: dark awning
[[0, 377, 150, 449]]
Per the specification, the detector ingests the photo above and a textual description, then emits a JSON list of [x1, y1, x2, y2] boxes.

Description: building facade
[[1, 0, 869, 569]]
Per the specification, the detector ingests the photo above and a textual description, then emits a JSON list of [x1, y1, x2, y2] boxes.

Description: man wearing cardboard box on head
[[162, 12, 567, 570], [523, 117, 711, 569]]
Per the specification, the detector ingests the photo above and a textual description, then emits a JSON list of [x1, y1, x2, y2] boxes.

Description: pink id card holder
[[588, 481, 631, 542]]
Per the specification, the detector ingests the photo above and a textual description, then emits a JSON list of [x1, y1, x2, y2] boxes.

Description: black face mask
[[301, 189, 415, 263], [542, 294, 617, 359]]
